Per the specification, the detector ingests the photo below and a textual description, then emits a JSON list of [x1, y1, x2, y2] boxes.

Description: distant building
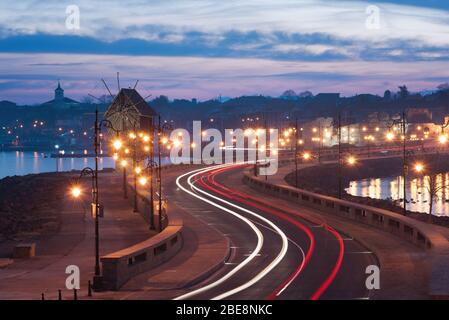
[[41, 81, 80, 109], [406, 108, 432, 123]]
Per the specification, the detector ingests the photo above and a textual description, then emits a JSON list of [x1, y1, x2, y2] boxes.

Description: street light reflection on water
[[0, 151, 115, 179], [346, 173, 449, 216]]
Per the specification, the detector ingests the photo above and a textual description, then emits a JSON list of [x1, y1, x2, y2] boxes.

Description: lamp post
[[337, 112, 343, 199], [254, 132, 259, 177], [141, 158, 158, 230], [157, 116, 173, 232], [70, 167, 102, 287], [386, 111, 408, 215]]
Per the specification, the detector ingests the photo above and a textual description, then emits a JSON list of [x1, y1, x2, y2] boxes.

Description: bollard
[[41, 293, 45, 300], [58, 289, 62, 300], [73, 288, 78, 300], [88, 280, 92, 297]]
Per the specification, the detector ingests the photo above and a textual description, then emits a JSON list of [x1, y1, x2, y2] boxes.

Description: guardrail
[[100, 164, 187, 291], [244, 171, 434, 249], [243, 169, 449, 298]]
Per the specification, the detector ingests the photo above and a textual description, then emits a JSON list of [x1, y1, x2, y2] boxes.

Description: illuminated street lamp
[[112, 139, 122, 151], [69, 166, 102, 289], [347, 156, 357, 165], [386, 132, 395, 141], [71, 185, 82, 198], [439, 134, 448, 145], [139, 176, 148, 186], [414, 162, 424, 173]]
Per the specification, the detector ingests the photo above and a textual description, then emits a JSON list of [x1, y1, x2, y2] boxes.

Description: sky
[[1, 0, 449, 104]]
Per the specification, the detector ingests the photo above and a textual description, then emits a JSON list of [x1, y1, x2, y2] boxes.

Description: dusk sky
[[1, 0, 449, 104]]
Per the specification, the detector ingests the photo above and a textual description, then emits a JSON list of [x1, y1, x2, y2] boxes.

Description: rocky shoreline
[[285, 155, 449, 228], [0, 173, 70, 242]]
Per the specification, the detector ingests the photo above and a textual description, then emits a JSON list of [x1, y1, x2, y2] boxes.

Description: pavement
[[93, 166, 230, 300], [0, 172, 155, 299], [0, 166, 230, 300]]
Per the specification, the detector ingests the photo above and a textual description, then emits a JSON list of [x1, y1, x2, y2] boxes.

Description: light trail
[[174, 163, 289, 300], [206, 166, 344, 300], [173, 164, 265, 300], [187, 165, 288, 300], [202, 166, 314, 298]]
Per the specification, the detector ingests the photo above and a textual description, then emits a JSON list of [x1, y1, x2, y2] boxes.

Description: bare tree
[[418, 172, 449, 222]]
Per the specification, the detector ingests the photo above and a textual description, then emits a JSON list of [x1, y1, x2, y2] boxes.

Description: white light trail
[[174, 163, 289, 300]]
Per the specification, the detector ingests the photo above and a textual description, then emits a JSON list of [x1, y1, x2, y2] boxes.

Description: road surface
[[173, 164, 377, 300]]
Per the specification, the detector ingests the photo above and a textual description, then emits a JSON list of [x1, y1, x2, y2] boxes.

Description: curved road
[[174, 164, 377, 300]]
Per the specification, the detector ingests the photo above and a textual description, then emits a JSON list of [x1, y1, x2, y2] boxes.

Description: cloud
[[1, 52, 448, 104], [1, 1, 449, 102]]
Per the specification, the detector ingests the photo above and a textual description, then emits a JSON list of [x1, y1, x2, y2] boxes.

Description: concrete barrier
[[100, 222, 183, 290], [100, 164, 186, 291], [243, 170, 449, 298]]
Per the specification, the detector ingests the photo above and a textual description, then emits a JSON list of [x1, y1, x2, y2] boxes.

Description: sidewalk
[[0, 166, 230, 300], [92, 167, 230, 300], [0, 172, 154, 300]]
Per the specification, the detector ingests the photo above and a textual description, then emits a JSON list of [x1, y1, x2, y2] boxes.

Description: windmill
[[96, 73, 157, 135]]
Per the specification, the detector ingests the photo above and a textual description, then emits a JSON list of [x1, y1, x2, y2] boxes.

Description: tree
[[280, 90, 298, 100], [421, 173, 448, 222], [299, 90, 313, 98], [383, 90, 392, 100], [398, 85, 409, 99], [414, 156, 449, 222]]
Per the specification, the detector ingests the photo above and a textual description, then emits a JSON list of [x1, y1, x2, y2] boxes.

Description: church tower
[[55, 81, 64, 102]]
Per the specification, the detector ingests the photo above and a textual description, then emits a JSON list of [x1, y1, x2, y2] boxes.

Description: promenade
[[0, 167, 229, 300]]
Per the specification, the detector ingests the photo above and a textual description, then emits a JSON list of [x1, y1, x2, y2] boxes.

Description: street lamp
[[120, 159, 128, 199], [70, 166, 102, 290], [303, 152, 311, 160], [386, 111, 409, 215], [140, 158, 162, 232], [157, 116, 173, 232], [347, 156, 357, 165], [414, 162, 424, 173], [112, 138, 122, 151], [438, 134, 448, 145], [71, 186, 82, 198]]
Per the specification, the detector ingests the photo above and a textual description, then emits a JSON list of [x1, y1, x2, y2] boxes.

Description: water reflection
[[0, 151, 177, 180], [347, 173, 449, 216], [0, 151, 115, 178]]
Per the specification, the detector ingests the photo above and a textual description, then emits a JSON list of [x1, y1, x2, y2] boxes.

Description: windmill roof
[[110, 88, 158, 117]]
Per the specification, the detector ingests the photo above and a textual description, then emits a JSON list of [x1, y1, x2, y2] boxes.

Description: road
[[173, 163, 377, 300]]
